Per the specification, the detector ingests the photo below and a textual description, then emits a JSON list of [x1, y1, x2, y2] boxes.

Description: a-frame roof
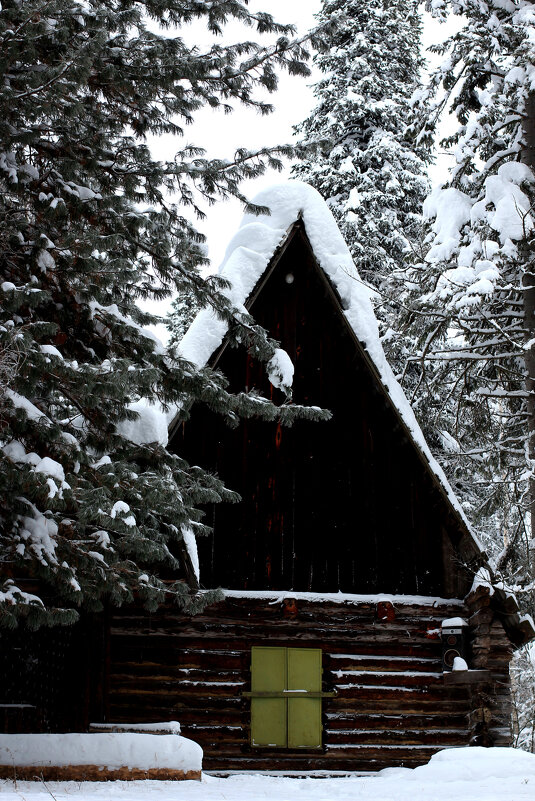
[[174, 181, 534, 646], [178, 182, 479, 550]]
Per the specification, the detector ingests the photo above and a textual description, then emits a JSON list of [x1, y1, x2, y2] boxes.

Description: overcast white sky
[[157, 1, 322, 268], [148, 1, 454, 335]]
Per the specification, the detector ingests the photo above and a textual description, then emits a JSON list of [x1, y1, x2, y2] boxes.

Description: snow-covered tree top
[[179, 180, 482, 551]]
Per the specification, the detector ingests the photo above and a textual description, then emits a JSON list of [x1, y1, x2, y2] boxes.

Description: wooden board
[[0, 765, 200, 782]]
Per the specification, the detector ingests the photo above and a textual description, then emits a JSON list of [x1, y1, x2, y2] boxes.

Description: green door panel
[[251, 646, 286, 692], [287, 648, 322, 691], [251, 647, 287, 747], [250, 647, 323, 749], [287, 648, 322, 748], [251, 698, 287, 747], [288, 696, 322, 748]]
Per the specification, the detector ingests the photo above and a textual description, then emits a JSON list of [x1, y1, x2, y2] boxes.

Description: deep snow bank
[[381, 745, 535, 781], [1, 746, 535, 799]]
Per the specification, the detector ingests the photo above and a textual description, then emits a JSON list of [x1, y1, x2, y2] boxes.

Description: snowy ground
[[1, 748, 535, 801]]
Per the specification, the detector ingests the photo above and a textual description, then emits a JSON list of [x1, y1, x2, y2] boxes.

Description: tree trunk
[[521, 89, 535, 541]]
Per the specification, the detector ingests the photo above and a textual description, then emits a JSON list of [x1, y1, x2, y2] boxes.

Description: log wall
[[106, 594, 513, 772], [465, 585, 513, 747]]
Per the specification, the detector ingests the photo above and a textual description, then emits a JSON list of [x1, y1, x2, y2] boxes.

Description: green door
[[250, 647, 323, 749]]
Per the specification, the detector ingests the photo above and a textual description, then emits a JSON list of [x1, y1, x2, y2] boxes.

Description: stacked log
[[465, 585, 512, 747], [106, 595, 512, 772]]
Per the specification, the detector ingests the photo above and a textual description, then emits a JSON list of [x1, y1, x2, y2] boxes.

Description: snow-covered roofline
[[178, 181, 483, 559], [220, 589, 464, 608]]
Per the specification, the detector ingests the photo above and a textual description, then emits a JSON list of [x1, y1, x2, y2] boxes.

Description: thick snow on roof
[[118, 398, 170, 447], [179, 181, 481, 549]]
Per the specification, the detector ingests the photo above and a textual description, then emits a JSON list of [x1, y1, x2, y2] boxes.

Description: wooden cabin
[[1, 182, 533, 772], [104, 183, 534, 772]]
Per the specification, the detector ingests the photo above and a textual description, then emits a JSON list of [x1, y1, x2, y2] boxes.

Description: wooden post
[[465, 585, 494, 744]]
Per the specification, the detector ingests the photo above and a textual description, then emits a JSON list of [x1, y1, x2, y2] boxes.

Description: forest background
[[1, 0, 534, 752]]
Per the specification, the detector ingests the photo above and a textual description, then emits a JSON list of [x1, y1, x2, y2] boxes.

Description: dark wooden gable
[[171, 222, 476, 597]]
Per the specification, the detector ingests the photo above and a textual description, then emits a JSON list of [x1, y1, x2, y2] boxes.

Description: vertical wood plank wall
[[173, 226, 474, 598], [106, 596, 512, 771]]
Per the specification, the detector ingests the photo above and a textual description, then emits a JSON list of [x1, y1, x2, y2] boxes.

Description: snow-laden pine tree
[[167, 291, 201, 349], [511, 642, 535, 752], [0, 0, 327, 628], [407, 0, 535, 603], [292, 0, 429, 347]]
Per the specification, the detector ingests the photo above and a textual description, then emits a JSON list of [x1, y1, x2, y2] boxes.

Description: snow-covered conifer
[[511, 643, 535, 752], [293, 0, 429, 311], [407, 0, 535, 601], [0, 0, 327, 628], [167, 291, 201, 348]]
